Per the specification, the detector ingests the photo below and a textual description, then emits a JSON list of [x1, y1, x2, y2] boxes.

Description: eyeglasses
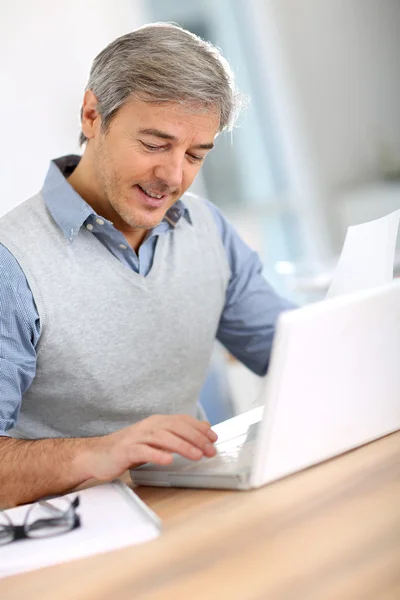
[[0, 495, 81, 545]]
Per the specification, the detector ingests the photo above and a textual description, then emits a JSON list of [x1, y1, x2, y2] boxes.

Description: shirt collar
[[42, 155, 192, 242]]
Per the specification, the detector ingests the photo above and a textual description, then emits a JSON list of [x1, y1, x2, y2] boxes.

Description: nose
[[154, 154, 184, 190]]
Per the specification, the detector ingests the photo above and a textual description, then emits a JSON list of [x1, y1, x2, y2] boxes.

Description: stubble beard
[[94, 141, 173, 231], [94, 149, 157, 231]]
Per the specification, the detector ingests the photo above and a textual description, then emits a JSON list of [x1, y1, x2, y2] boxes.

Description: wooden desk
[[3, 431, 400, 600]]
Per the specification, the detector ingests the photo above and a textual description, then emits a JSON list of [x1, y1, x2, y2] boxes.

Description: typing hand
[[85, 414, 218, 480]]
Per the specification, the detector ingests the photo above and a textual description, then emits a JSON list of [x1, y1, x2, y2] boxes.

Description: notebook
[[0, 480, 161, 579]]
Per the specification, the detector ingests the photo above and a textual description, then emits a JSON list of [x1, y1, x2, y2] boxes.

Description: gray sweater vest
[[0, 193, 230, 439]]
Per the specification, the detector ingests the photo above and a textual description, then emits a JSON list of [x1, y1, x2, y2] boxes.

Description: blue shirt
[[0, 156, 295, 434]]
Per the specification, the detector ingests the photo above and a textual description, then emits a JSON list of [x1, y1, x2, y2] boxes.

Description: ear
[[81, 90, 102, 141]]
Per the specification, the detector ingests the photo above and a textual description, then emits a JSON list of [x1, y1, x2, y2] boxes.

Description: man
[[0, 24, 294, 507]]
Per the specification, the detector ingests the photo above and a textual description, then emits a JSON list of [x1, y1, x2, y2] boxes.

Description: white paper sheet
[[326, 209, 400, 298], [0, 481, 161, 579]]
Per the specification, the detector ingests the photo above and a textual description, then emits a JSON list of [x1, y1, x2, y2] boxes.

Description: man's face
[[86, 95, 219, 233]]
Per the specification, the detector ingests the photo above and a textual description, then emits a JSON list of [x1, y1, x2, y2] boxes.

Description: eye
[[141, 141, 163, 151], [187, 154, 205, 163]]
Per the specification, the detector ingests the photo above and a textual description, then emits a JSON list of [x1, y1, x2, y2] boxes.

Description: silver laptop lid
[[251, 280, 400, 487]]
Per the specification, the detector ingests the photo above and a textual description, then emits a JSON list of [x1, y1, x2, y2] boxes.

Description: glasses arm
[[38, 495, 80, 516]]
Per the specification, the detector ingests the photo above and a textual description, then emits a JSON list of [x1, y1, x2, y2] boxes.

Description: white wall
[[273, 0, 400, 192], [3, 0, 399, 248], [0, 0, 147, 217], [249, 0, 400, 254]]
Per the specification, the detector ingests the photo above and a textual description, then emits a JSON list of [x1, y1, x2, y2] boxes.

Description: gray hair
[[79, 23, 246, 146]]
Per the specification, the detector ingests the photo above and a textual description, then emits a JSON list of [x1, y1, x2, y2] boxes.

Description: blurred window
[[147, 0, 304, 292]]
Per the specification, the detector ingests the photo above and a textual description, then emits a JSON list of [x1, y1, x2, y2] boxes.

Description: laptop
[[130, 280, 400, 490]]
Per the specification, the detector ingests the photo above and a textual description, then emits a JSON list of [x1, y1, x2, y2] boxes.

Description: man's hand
[[0, 415, 218, 507], [82, 414, 218, 481]]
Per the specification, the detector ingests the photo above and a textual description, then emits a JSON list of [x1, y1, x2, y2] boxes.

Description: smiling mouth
[[135, 184, 169, 208], [137, 184, 166, 199]]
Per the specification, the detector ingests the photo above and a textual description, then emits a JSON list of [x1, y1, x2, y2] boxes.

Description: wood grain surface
[[2, 431, 400, 600]]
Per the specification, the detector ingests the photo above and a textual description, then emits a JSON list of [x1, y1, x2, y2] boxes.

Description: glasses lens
[[25, 497, 74, 539], [0, 511, 14, 545]]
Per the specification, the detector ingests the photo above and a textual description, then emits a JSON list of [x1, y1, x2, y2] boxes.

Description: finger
[[197, 420, 218, 442], [166, 428, 217, 459], [145, 430, 207, 460], [162, 419, 217, 454], [173, 415, 218, 443]]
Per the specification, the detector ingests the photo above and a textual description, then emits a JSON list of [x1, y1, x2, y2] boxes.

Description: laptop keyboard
[[178, 421, 260, 475]]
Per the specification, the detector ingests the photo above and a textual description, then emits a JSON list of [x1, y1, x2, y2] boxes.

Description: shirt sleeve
[[205, 200, 297, 376], [0, 243, 40, 435]]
